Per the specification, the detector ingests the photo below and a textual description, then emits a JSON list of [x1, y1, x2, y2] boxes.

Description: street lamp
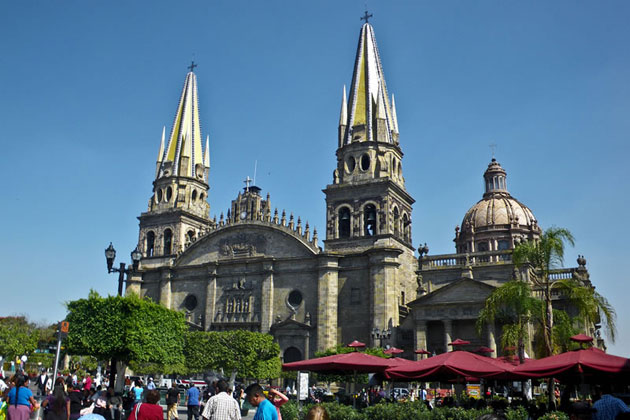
[[371, 328, 391, 347], [105, 242, 142, 296]]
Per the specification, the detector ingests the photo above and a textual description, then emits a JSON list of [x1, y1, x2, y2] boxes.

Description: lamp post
[[371, 328, 391, 348], [105, 243, 143, 296]]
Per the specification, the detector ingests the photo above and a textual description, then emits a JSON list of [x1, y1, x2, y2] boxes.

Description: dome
[[454, 159, 541, 253]]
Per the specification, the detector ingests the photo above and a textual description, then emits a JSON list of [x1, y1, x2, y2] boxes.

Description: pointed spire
[[345, 23, 396, 144], [339, 85, 348, 126], [204, 135, 210, 169], [161, 70, 205, 178], [391, 94, 399, 134], [155, 126, 166, 178]]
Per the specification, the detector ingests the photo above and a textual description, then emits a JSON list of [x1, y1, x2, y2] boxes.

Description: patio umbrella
[[474, 346, 495, 354], [414, 349, 431, 355], [570, 334, 593, 343], [449, 338, 471, 348], [347, 340, 366, 350], [384, 347, 404, 356], [510, 347, 630, 382], [385, 350, 509, 381]]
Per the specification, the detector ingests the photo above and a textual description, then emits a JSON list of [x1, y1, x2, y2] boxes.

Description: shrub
[[505, 406, 528, 420], [280, 401, 299, 420], [538, 412, 569, 420]]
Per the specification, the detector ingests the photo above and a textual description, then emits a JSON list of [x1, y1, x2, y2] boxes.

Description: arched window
[[187, 230, 195, 242], [393, 207, 400, 236], [338, 207, 351, 238], [402, 213, 410, 241], [163, 229, 173, 255], [364, 204, 377, 236], [283, 347, 302, 363], [146, 231, 155, 257]]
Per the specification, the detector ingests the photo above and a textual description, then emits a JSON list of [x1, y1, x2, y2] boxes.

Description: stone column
[[260, 260, 274, 333], [204, 264, 218, 331], [487, 322, 497, 358], [317, 256, 339, 353], [415, 320, 427, 361], [444, 319, 453, 352], [126, 271, 143, 297], [304, 331, 310, 360], [158, 268, 172, 308]]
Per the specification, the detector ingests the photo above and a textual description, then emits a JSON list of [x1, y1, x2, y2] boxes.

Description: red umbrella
[[510, 347, 630, 381], [347, 340, 367, 349], [449, 338, 471, 346], [384, 347, 404, 355], [414, 349, 431, 355], [282, 351, 394, 374], [474, 346, 495, 354], [385, 351, 509, 381], [570, 334, 594, 343]]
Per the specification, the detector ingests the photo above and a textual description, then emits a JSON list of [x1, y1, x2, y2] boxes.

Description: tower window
[[498, 240, 510, 250], [477, 241, 489, 252], [192, 190, 198, 201], [338, 207, 351, 238], [402, 213, 410, 242], [360, 153, 370, 171], [346, 156, 356, 173], [146, 231, 155, 257], [164, 229, 173, 255], [393, 207, 400, 236], [157, 189, 163, 202], [166, 187, 173, 202], [364, 204, 377, 236], [187, 230, 195, 242]]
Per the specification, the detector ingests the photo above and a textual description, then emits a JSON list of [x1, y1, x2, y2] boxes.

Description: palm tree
[[476, 280, 541, 363], [512, 226, 575, 357]]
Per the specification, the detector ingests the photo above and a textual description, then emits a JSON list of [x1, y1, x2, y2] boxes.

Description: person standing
[[146, 379, 156, 391], [592, 385, 630, 420], [244, 384, 277, 420], [267, 389, 288, 420], [7, 375, 39, 420], [185, 384, 200, 420], [201, 380, 240, 420], [127, 390, 163, 420], [131, 381, 143, 404], [165, 384, 180, 420]]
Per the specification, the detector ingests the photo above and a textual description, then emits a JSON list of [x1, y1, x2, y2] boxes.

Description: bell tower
[[323, 22, 414, 254], [138, 66, 212, 258]]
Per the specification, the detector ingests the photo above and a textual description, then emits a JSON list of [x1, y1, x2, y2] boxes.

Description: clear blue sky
[[2, 1, 629, 356]]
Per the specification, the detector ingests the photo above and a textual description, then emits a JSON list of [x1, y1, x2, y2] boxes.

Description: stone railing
[[420, 250, 513, 269]]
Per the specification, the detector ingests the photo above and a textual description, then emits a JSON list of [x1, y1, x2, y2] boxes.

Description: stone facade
[[129, 22, 599, 363]]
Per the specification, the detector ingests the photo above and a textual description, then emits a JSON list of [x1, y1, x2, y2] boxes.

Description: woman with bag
[[6, 375, 39, 420], [126, 390, 162, 420]]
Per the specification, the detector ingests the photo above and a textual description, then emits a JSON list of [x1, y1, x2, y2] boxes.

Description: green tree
[[66, 290, 187, 389], [476, 280, 541, 363], [184, 330, 281, 385], [512, 227, 575, 357], [0, 316, 39, 360]]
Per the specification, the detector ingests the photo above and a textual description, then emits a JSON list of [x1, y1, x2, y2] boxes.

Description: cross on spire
[[360, 10, 373, 23], [489, 143, 497, 159], [188, 61, 197, 72], [243, 176, 252, 192]]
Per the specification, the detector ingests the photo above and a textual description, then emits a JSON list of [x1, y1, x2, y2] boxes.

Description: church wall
[[336, 255, 372, 346]]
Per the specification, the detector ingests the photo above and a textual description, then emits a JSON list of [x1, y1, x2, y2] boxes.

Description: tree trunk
[[544, 284, 554, 356], [229, 369, 237, 391], [114, 361, 127, 393]]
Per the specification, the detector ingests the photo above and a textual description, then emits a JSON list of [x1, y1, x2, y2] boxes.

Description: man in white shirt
[[202, 380, 241, 420]]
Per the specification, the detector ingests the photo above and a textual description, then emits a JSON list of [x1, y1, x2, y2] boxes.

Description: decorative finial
[[188, 61, 198, 72], [489, 143, 497, 160], [360, 10, 373, 23]]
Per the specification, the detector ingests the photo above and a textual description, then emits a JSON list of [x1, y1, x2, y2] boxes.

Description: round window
[[183, 294, 198, 311], [288, 290, 303, 308], [361, 154, 370, 171], [346, 156, 356, 173]]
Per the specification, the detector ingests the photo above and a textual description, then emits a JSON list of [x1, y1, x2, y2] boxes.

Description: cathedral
[[127, 21, 596, 363]]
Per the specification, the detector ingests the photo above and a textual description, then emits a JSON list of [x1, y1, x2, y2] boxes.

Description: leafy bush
[[505, 406, 528, 420], [538, 412, 569, 420], [320, 402, 363, 420], [280, 401, 299, 420]]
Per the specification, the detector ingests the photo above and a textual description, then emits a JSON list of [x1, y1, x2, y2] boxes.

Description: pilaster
[[415, 320, 427, 361], [260, 260, 274, 333], [368, 248, 402, 342], [444, 319, 453, 352], [204, 264, 218, 331], [317, 255, 339, 352], [158, 268, 172, 309]]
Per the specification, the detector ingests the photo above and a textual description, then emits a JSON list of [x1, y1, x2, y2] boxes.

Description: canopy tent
[[385, 350, 509, 381], [510, 347, 630, 382], [384, 347, 404, 355], [347, 340, 366, 349], [282, 351, 394, 374]]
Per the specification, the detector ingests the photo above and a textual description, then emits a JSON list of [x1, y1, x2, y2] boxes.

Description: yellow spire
[[160, 70, 204, 179], [345, 23, 396, 144]]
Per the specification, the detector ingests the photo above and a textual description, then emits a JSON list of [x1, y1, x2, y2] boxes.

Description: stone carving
[[219, 233, 266, 258]]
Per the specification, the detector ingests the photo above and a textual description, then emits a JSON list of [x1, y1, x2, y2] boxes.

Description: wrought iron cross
[[188, 61, 198, 72], [489, 143, 497, 159], [360, 10, 373, 23], [243, 176, 252, 191]]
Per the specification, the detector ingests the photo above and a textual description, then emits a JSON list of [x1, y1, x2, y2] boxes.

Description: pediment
[[176, 222, 319, 266], [408, 278, 495, 307]]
